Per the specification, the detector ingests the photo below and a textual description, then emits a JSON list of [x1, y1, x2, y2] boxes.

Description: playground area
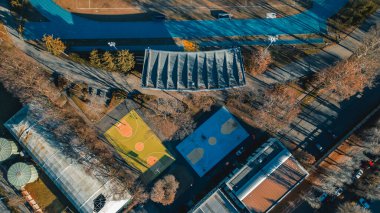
[[176, 107, 249, 176], [104, 110, 175, 182], [55, 0, 310, 20]]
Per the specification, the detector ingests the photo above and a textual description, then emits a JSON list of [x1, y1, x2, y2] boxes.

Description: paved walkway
[[265, 10, 380, 154], [24, 0, 348, 40], [69, 38, 325, 51], [260, 10, 380, 84]]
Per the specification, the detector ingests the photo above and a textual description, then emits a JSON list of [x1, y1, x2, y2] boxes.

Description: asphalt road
[[24, 0, 348, 40]]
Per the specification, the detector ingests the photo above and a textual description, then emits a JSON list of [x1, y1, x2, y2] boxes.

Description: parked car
[[359, 198, 370, 209], [334, 188, 343, 197], [319, 192, 328, 202], [354, 169, 364, 180]]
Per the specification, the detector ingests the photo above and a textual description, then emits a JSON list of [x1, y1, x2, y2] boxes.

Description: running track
[[24, 0, 348, 40]]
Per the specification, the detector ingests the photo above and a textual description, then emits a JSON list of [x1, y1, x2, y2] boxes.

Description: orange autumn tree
[[150, 175, 179, 205], [182, 40, 199, 52], [312, 57, 377, 100], [312, 26, 379, 100], [246, 47, 272, 76]]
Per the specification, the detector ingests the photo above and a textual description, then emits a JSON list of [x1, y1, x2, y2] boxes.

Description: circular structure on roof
[[0, 138, 18, 161], [7, 162, 38, 189]]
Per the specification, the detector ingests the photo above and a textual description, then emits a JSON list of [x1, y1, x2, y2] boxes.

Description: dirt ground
[[54, 0, 311, 20]]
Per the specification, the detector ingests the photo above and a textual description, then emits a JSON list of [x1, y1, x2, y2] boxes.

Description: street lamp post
[[265, 35, 278, 53], [107, 41, 117, 50]]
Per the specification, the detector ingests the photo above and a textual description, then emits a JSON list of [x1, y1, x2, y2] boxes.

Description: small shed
[[7, 162, 38, 189], [0, 138, 18, 161]]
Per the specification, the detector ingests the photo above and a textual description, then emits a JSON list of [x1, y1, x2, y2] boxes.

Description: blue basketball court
[[177, 107, 249, 177]]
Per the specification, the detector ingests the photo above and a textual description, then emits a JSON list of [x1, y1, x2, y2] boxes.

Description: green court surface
[[104, 110, 175, 182]]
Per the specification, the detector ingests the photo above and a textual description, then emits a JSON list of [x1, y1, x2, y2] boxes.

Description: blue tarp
[[177, 107, 249, 176], [24, 0, 348, 40]]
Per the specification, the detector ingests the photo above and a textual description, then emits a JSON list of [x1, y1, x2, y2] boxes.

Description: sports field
[[177, 107, 249, 176], [104, 110, 175, 181]]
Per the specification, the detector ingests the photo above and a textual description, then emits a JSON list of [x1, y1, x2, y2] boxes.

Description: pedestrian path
[[68, 38, 325, 51], [24, 0, 348, 41]]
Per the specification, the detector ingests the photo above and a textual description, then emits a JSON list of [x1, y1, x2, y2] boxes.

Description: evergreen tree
[[42, 35, 66, 56], [102, 51, 116, 71], [116, 50, 135, 73], [89, 50, 101, 67]]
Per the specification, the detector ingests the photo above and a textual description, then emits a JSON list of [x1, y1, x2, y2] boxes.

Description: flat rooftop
[[191, 189, 239, 213], [226, 138, 308, 212]]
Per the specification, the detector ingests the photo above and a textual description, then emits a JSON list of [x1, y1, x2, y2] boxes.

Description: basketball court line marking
[[115, 115, 139, 139], [105, 111, 173, 175]]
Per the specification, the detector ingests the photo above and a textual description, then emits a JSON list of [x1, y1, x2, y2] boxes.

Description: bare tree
[[125, 184, 149, 211], [293, 149, 316, 167], [245, 47, 272, 76], [7, 195, 25, 207], [360, 119, 380, 154], [0, 37, 140, 196], [187, 93, 216, 112], [353, 171, 380, 200], [301, 190, 321, 209], [312, 26, 379, 100], [150, 175, 179, 206], [254, 83, 301, 132], [337, 202, 371, 213]]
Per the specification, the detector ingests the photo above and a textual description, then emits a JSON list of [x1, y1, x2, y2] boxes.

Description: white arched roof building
[[5, 106, 131, 213]]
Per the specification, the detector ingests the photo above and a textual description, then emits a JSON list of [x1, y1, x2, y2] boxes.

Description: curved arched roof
[[5, 106, 131, 213], [0, 138, 18, 161], [7, 162, 38, 189], [142, 48, 246, 91]]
